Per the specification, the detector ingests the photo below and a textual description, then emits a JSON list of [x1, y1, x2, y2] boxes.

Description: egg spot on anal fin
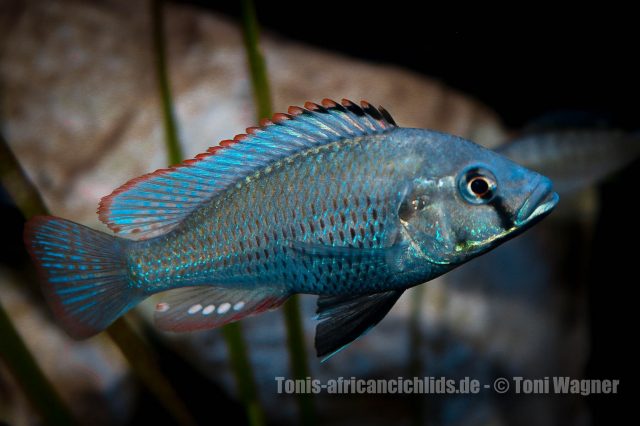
[[217, 303, 231, 314], [154, 286, 290, 331], [156, 302, 170, 312], [188, 304, 202, 314]]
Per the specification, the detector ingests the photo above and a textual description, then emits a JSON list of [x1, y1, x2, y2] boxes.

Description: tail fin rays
[[24, 216, 137, 338]]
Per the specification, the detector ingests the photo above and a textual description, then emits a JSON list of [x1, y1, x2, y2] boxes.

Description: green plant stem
[[0, 125, 194, 425], [408, 286, 425, 426], [150, 0, 182, 165], [222, 323, 265, 426], [150, 1, 264, 425], [240, 1, 316, 425], [282, 296, 315, 426], [0, 129, 75, 425], [0, 132, 48, 217], [107, 319, 195, 426], [0, 299, 77, 425], [240, 0, 272, 120]]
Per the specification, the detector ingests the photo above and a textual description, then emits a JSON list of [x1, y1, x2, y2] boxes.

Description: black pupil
[[470, 177, 489, 196]]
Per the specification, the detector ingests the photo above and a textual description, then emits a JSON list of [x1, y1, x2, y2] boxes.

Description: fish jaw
[[450, 177, 559, 257], [515, 177, 560, 227]]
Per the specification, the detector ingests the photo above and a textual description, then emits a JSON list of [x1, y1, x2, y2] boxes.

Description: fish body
[[24, 99, 558, 358]]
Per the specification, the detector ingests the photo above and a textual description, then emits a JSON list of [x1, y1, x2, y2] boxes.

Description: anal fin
[[315, 290, 403, 361], [154, 286, 289, 332]]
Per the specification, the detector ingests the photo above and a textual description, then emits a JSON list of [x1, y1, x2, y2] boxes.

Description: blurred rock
[[0, 0, 505, 229], [0, 269, 132, 425], [0, 1, 590, 426]]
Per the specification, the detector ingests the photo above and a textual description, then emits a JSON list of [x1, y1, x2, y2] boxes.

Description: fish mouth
[[515, 179, 560, 227]]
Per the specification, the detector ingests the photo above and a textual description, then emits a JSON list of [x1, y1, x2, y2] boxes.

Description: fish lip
[[515, 179, 560, 226]]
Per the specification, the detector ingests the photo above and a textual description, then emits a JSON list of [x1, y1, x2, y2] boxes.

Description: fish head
[[398, 135, 559, 265]]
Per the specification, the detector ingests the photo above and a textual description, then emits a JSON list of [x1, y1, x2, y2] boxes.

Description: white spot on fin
[[188, 304, 202, 314], [217, 303, 231, 314], [233, 301, 245, 311], [156, 303, 170, 312], [202, 305, 215, 315]]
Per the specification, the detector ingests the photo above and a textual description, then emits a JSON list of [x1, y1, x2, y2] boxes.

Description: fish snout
[[515, 176, 559, 226]]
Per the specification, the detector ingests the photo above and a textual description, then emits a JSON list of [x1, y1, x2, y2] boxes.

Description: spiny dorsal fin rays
[[98, 99, 397, 239]]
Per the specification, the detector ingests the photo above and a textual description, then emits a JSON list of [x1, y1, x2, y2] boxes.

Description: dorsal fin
[[98, 99, 397, 239]]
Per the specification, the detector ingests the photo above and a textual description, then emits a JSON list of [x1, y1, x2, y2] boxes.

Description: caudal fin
[[24, 216, 138, 338]]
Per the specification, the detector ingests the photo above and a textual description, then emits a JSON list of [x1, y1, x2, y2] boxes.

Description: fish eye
[[468, 176, 491, 197], [457, 166, 497, 204]]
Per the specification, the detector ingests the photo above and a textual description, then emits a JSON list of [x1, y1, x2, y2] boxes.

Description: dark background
[[200, 2, 637, 424], [206, 2, 639, 130]]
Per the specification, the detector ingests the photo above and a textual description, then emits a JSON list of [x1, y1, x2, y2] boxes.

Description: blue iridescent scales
[[131, 134, 400, 295], [24, 98, 559, 358]]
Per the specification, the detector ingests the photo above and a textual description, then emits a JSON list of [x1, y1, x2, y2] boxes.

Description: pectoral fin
[[288, 240, 406, 272], [315, 290, 404, 361]]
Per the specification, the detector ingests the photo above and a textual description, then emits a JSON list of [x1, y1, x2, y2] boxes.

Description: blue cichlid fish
[[24, 99, 559, 359]]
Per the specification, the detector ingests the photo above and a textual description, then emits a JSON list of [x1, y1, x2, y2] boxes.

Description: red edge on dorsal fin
[[321, 98, 338, 108], [97, 167, 172, 233], [272, 113, 291, 123], [220, 139, 237, 146], [195, 152, 213, 160], [341, 98, 355, 107], [304, 101, 320, 111], [98, 98, 393, 236], [288, 106, 304, 116]]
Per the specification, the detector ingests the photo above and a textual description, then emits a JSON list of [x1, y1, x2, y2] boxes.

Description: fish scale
[[130, 134, 403, 295], [24, 98, 559, 358]]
